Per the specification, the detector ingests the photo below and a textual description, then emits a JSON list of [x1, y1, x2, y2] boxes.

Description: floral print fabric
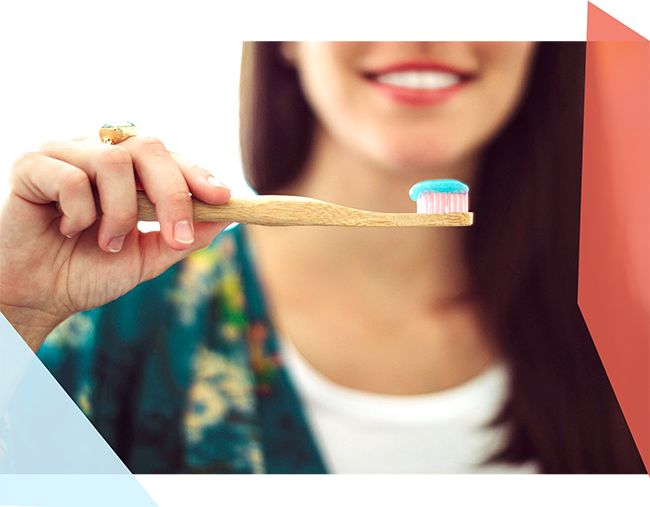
[[38, 225, 326, 474]]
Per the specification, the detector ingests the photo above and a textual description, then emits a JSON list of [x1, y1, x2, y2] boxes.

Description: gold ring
[[99, 122, 138, 145]]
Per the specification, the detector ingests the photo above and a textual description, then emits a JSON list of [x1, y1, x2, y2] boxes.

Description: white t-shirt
[[279, 336, 541, 474]]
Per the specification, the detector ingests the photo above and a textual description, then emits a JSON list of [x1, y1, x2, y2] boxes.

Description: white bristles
[[416, 191, 469, 213]]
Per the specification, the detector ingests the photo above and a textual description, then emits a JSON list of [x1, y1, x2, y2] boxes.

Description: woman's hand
[[0, 136, 231, 351]]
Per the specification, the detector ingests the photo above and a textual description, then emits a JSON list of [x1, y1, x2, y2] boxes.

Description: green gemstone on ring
[[101, 121, 135, 129]]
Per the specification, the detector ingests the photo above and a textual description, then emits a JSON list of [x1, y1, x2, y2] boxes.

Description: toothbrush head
[[409, 179, 469, 214]]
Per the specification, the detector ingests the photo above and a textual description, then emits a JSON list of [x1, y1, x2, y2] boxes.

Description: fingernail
[[65, 231, 79, 239], [207, 176, 227, 188], [174, 220, 194, 243], [107, 236, 125, 253]]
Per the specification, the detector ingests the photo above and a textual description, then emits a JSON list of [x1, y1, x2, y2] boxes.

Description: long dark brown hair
[[239, 41, 645, 473]]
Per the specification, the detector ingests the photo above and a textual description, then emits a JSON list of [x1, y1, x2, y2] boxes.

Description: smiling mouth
[[369, 70, 463, 90], [363, 65, 475, 106]]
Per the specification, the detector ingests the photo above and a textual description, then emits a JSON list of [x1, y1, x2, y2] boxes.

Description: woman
[[0, 42, 644, 473]]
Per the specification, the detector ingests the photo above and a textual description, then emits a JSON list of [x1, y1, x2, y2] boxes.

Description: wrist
[[0, 303, 66, 352]]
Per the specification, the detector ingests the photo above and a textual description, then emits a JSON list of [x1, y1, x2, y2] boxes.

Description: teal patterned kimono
[[37, 224, 327, 473]]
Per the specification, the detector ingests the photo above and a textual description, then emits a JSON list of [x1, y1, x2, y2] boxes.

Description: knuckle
[[105, 208, 138, 225], [165, 188, 192, 206], [11, 151, 41, 172], [9, 152, 40, 187], [38, 140, 62, 153], [97, 145, 132, 171], [138, 136, 167, 153], [60, 168, 88, 190]]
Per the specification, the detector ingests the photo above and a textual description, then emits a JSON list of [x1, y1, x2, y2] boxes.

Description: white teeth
[[375, 71, 461, 89]]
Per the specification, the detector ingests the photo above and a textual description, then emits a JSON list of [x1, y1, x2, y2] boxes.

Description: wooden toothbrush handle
[[136, 192, 472, 227], [55, 191, 472, 227]]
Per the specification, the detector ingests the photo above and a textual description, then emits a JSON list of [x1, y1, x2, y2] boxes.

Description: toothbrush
[[84, 179, 472, 227]]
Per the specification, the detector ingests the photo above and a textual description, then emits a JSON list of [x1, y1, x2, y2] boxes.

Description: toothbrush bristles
[[416, 191, 469, 214]]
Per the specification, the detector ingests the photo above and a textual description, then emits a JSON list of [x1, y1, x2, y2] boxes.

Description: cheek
[[471, 42, 537, 132], [476, 41, 536, 116], [296, 44, 382, 152], [295, 44, 351, 123], [296, 42, 368, 107]]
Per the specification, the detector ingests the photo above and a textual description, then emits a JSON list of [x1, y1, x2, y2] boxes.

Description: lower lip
[[366, 77, 469, 106]]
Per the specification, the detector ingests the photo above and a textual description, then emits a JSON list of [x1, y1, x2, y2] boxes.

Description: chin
[[372, 136, 466, 174]]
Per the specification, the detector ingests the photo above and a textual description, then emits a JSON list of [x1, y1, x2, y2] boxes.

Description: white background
[[0, 41, 252, 230]]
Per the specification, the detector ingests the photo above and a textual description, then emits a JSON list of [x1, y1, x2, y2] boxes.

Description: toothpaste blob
[[409, 179, 469, 213]]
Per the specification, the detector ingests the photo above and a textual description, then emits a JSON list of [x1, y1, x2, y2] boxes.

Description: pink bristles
[[416, 191, 469, 213]]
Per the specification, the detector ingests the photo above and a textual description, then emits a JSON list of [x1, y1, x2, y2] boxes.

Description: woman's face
[[283, 42, 538, 173]]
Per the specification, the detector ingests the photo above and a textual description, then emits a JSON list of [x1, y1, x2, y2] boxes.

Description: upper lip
[[364, 61, 476, 80]]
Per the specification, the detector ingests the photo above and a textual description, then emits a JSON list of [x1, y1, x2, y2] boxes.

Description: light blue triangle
[[0, 314, 157, 506]]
